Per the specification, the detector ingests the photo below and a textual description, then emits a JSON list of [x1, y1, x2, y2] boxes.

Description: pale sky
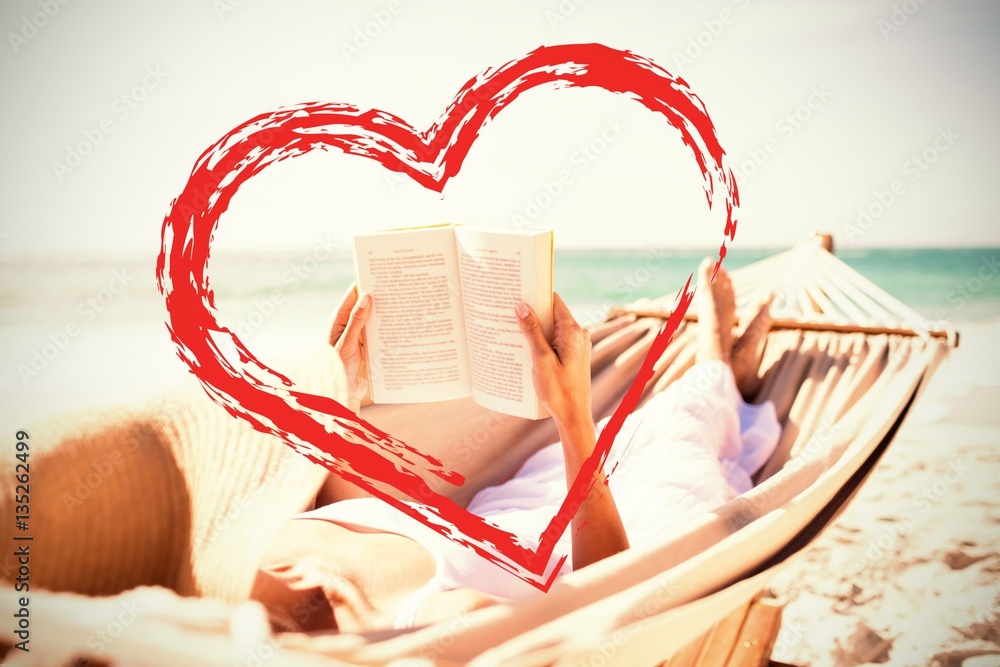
[[2, 0, 998, 257]]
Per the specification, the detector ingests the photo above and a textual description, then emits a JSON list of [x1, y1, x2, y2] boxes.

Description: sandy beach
[[4, 0, 998, 659], [767, 321, 1000, 667], [0, 253, 997, 665]]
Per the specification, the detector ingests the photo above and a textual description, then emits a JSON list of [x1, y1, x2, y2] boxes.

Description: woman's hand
[[516, 294, 629, 570], [327, 283, 372, 413], [515, 293, 593, 433]]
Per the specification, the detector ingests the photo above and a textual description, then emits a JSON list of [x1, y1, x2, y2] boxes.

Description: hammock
[[0, 236, 957, 666]]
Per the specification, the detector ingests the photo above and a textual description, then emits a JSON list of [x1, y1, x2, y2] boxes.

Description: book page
[[354, 226, 471, 403], [454, 226, 553, 419]]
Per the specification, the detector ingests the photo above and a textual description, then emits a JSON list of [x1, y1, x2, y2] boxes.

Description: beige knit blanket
[[0, 345, 352, 603]]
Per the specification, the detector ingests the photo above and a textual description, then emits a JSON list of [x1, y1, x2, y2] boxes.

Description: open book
[[353, 224, 553, 419]]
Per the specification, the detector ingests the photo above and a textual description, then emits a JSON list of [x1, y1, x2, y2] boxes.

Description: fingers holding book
[[516, 293, 593, 433], [328, 282, 372, 412], [329, 282, 364, 345]]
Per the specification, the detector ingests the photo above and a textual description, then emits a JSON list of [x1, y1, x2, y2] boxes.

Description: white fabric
[[297, 360, 781, 628]]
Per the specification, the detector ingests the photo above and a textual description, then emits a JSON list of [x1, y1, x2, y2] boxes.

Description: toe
[[698, 257, 714, 285]]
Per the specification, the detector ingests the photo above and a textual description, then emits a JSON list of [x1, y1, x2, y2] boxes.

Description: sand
[[2, 304, 998, 665], [767, 321, 1000, 667]]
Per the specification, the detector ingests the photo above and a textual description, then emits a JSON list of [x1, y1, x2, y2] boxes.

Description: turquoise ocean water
[[0, 246, 997, 423], [555, 247, 1000, 324], [1, 247, 998, 331]]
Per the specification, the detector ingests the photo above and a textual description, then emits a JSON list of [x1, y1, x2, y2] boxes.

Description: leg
[[603, 263, 778, 543], [732, 293, 774, 401], [696, 258, 773, 401], [696, 258, 736, 366]]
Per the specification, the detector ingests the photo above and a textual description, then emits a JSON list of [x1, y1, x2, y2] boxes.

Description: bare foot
[[696, 258, 737, 364], [731, 293, 774, 400]]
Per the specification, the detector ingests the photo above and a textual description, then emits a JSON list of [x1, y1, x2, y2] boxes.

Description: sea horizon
[[2, 246, 998, 326], [2, 242, 998, 261]]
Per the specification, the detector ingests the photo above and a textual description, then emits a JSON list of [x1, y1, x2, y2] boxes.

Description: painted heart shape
[[157, 43, 738, 591]]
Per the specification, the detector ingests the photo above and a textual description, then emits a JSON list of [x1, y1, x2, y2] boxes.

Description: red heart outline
[[157, 43, 738, 591]]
